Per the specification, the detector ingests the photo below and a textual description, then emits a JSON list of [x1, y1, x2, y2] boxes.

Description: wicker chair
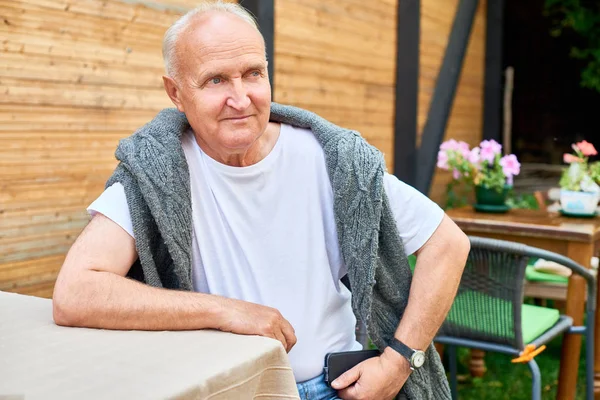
[[435, 236, 596, 400]]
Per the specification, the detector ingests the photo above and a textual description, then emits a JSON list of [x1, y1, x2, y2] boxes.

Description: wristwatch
[[388, 338, 426, 370]]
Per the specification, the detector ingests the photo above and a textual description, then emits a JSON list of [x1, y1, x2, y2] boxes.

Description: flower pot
[[559, 190, 599, 215], [473, 185, 510, 213], [475, 185, 508, 206]]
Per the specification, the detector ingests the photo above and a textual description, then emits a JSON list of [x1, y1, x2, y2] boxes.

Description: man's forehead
[[181, 12, 265, 56], [173, 12, 266, 78], [184, 41, 266, 79], [192, 38, 265, 61], [196, 56, 267, 79]]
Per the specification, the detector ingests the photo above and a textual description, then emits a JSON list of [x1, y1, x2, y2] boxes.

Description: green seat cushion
[[525, 265, 569, 284], [447, 291, 560, 344], [521, 303, 560, 343]]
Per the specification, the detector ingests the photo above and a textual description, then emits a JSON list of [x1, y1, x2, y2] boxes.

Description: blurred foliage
[[590, 160, 600, 183], [444, 182, 539, 210], [545, 0, 600, 93], [505, 192, 540, 209], [444, 181, 474, 210], [453, 334, 588, 399]]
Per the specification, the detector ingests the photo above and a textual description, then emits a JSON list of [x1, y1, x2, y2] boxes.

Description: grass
[[450, 335, 588, 399]]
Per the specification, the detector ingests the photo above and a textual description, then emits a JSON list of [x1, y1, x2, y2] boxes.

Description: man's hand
[[331, 347, 410, 400], [218, 299, 297, 352]]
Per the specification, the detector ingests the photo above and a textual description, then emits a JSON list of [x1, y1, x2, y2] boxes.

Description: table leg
[[469, 349, 486, 377], [556, 242, 591, 400]]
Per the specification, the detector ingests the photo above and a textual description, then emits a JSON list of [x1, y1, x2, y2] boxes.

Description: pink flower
[[480, 140, 502, 164], [452, 169, 461, 180], [468, 147, 481, 165], [440, 139, 460, 151], [500, 154, 521, 177], [506, 175, 514, 186], [575, 140, 597, 156], [457, 141, 470, 158], [563, 153, 584, 164], [437, 150, 449, 170], [480, 148, 497, 165]]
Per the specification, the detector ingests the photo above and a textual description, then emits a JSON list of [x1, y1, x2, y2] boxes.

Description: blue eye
[[211, 77, 222, 84]]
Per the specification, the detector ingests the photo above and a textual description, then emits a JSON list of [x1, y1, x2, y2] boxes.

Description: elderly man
[[52, 2, 469, 400]]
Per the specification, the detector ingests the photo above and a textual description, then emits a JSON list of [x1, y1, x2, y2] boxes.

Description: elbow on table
[[53, 293, 82, 328], [52, 276, 89, 328]]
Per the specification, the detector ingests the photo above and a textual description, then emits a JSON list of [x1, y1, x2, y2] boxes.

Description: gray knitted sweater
[[106, 102, 450, 400]]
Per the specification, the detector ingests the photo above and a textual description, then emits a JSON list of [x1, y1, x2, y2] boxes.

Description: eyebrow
[[198, 62, 267, 81]]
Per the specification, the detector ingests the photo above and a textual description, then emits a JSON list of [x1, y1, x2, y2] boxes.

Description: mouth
[[223, 115, 252, 121]]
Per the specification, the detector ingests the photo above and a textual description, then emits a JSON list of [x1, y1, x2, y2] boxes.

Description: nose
[[226, 79, 251, 110]]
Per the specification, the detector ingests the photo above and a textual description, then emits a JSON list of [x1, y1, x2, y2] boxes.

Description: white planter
[[560, 190, 600, 215]]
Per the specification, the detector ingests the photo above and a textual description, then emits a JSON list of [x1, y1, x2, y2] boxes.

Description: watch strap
[[387, 337, 414, 361]]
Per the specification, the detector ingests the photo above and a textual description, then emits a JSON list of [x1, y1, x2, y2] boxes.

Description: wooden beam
[[242, 0, 275, 91], [483, 0, 505, 142], [393, 0, 420, 186], [416, 0, 480, 194]]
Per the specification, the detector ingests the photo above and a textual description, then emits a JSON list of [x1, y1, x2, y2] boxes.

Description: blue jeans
[[295, 373, 408, 400], [296, 373, 340, 400]]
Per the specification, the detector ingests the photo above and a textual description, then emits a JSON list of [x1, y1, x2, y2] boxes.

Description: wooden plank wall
[[0, 0, 208, 298], [274, 0, 398, 172], [274, 0, 485, 203], [421, 0, 486, 204], [1, 0, 484, 298]]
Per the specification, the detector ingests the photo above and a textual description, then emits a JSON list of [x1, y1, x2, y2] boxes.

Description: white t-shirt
[[88, 124, 444, 382]]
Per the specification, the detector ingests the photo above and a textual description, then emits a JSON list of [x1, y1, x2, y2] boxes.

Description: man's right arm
[[52, 213, 296, 351]]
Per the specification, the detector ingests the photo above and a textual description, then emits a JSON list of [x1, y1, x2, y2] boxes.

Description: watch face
[[412, 351, 426, 368]]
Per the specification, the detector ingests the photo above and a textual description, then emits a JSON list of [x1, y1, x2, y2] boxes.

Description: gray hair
[[162, 1, 263, 79]]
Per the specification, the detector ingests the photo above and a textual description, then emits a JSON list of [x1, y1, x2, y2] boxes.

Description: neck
[[194, 122, 281, 167]]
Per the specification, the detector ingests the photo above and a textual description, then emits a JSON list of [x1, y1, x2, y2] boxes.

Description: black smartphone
[[323, 349, 381, 387]]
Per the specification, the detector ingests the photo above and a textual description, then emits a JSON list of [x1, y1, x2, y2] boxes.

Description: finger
[[337, 379, 365, 400], [337, 385, 359, 400], [273, 329, 288, 351], [331, 364, 362, 390], [280, 321, 297, 352]]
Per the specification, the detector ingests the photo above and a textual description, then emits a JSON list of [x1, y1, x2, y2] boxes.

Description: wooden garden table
[[447, 206, 600, 400]]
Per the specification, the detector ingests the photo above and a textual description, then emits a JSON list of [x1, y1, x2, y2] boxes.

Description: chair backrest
[[438, 236, 529, 349]]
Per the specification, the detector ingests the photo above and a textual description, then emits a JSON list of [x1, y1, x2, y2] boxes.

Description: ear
[[162, 76, 185, 112]]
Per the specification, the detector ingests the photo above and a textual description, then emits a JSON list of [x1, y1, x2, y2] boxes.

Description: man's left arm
[[333, 214, 470, 400]]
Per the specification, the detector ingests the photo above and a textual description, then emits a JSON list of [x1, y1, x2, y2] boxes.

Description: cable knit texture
[[106, 102, 451, 400]]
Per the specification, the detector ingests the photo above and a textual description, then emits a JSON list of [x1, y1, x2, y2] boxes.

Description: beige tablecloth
[[0, 291, 300, 400]]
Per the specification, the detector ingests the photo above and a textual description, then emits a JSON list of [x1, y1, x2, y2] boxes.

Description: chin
[[229, 124, 264, 139], [222, 132, 260, 149]]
